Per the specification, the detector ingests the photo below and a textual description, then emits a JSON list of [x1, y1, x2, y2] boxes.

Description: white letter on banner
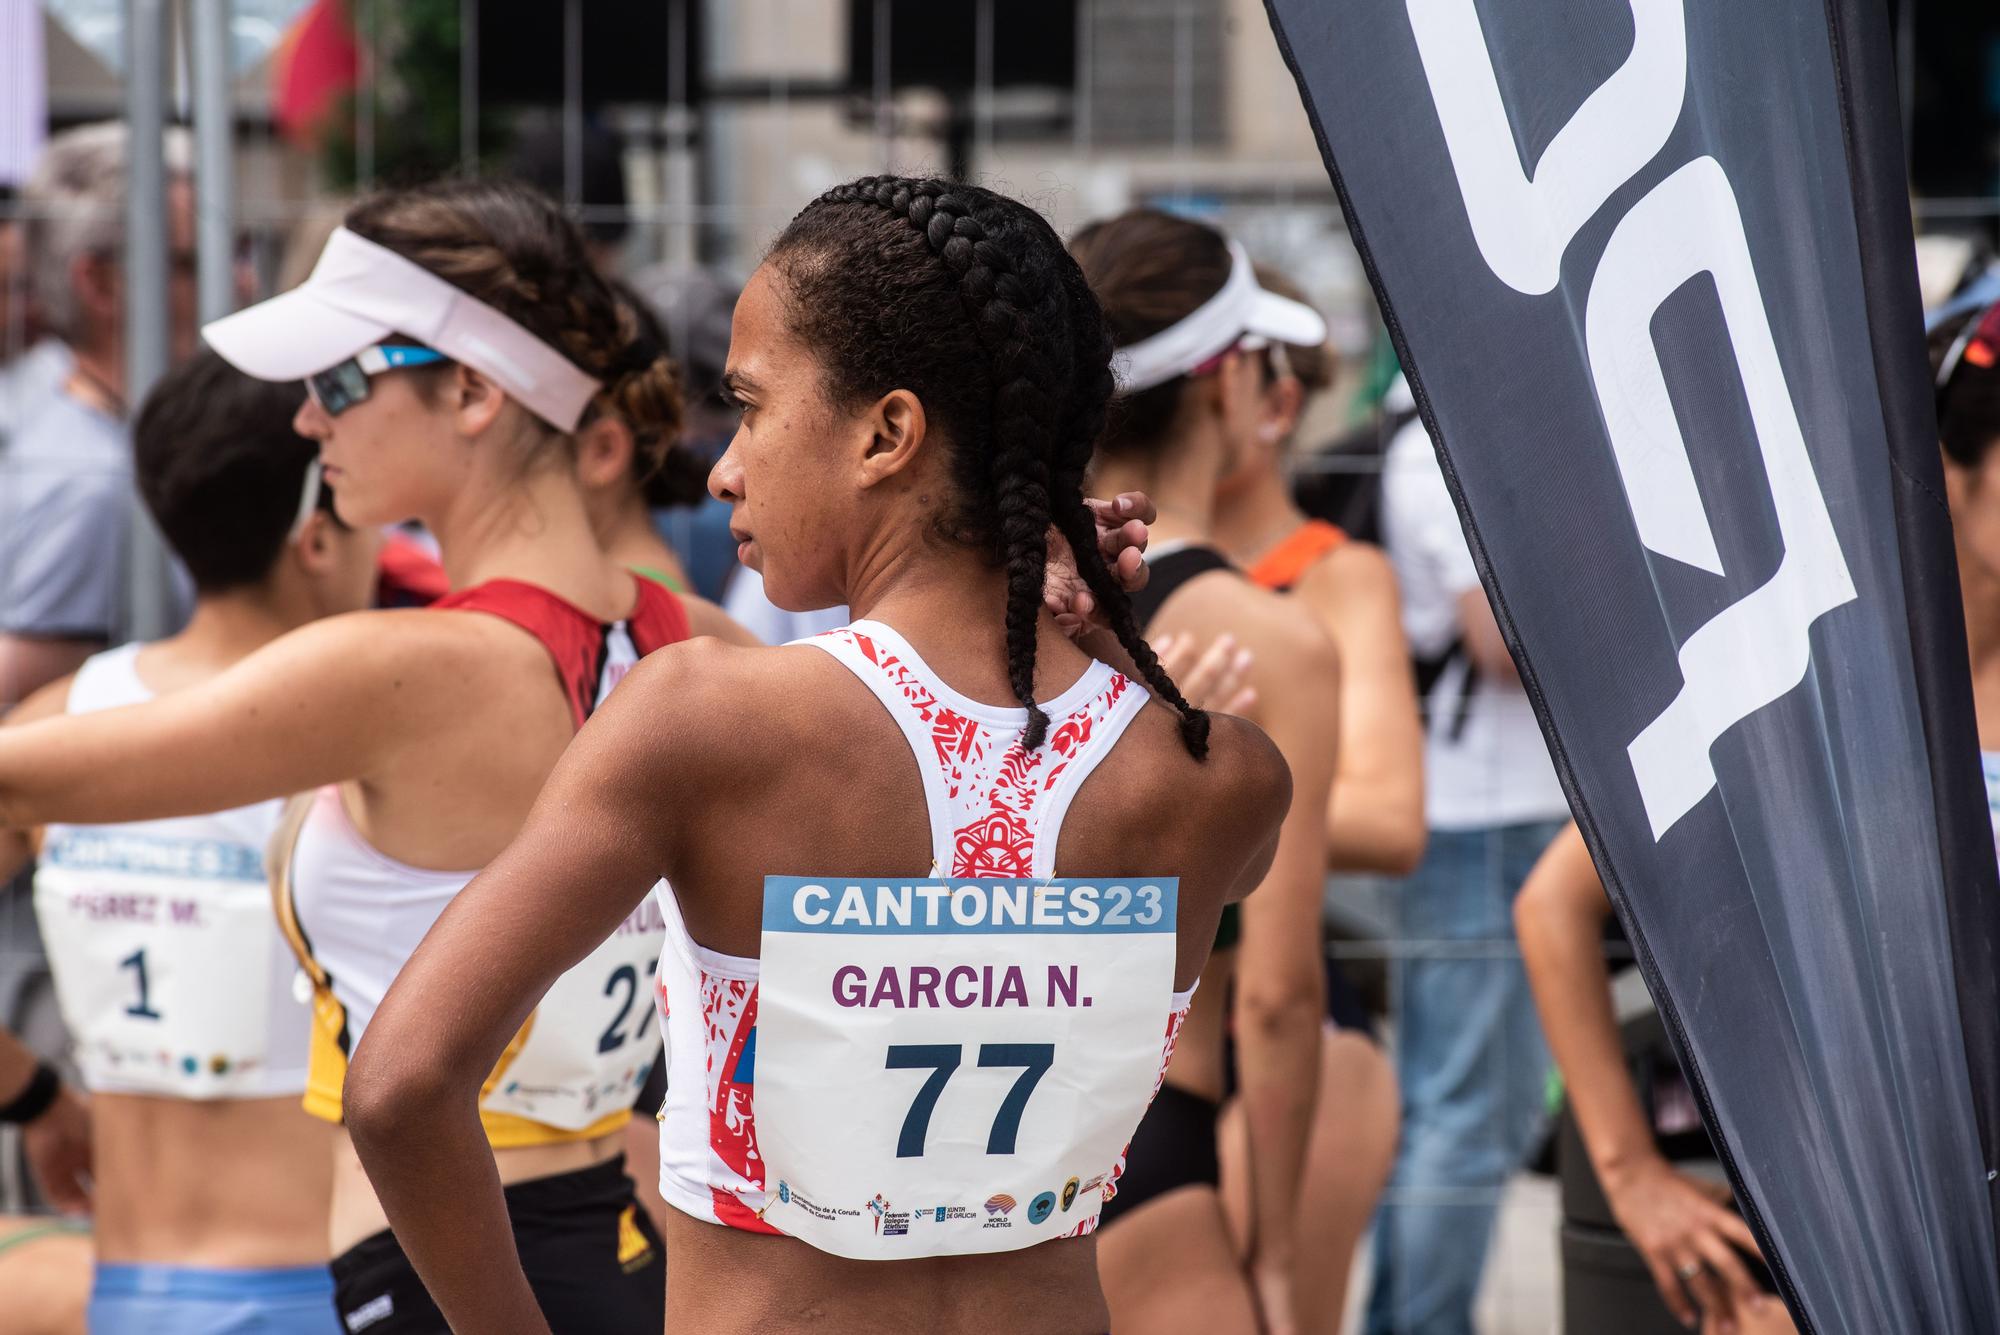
[[1406, 0, 1686, 294], [1585, 157, 1856, 839]]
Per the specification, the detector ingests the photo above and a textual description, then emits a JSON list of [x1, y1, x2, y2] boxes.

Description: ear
[[290, 510, 340, 576], [575, 415, 633, 490], [449, 363, 511, 439], [855, 388, 930, 490], [1262, 373, 1306, 446]]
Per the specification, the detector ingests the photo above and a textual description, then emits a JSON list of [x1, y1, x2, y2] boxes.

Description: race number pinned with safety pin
[[755, 876, 1178, 1259]]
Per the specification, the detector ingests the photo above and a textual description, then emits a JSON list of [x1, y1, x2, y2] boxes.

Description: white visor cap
[[1110, 240, 1328, 394], [201, 227, 603, 433]]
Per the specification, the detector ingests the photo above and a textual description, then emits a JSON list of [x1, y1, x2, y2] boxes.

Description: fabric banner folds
[[1261, 0, 2000, 1329]]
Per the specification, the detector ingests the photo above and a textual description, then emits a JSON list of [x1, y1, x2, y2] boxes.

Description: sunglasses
[[1936, 300, 2000, 412], [306, 343, 448, 416]]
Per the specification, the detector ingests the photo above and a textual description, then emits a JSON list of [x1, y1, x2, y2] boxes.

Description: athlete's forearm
[[346, 1083, 550, 1335], [1325, 774, 1426, 876], [1232, 970, 1322, 1266], [1515, 826, 1656, 1179]]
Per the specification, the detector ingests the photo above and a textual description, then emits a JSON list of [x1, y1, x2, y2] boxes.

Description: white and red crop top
[[652, 618, 1196, 1236], [277, 577, 689, 1146]]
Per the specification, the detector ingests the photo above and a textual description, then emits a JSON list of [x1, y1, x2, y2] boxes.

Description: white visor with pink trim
[[1110, 240, 1328, 395], [201, 226, 602, 433]]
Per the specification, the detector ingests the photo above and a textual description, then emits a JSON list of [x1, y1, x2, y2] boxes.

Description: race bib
[[756, 876, 1178, 1259], [34, 836, 306, 1098], [481, 893, 667, 1130]]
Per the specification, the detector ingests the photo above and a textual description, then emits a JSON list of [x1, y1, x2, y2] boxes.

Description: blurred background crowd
[[1, 2, 1997, 1331]]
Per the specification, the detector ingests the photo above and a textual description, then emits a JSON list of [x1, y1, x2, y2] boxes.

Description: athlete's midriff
[[327, 1124, 627, 1256], [91, 1093, 335, 1266], [664, 1210, 1111, 1335], [1159, 944, 1235, 1103]]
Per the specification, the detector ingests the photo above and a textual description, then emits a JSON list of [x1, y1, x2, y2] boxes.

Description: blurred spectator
[[629, 261, 744, 601], [2, 123, 196, 708], [0, 190, 69, 440], [508, 118, 630, 273], [1366, 380, 1569, 1335]]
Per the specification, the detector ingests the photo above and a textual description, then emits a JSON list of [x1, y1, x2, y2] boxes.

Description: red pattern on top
[[434, 577, 690, 728], [840, 629, 1131, 877], [685, 626, 1153, 1236]]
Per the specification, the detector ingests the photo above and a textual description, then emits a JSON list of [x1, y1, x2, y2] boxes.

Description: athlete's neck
[[1092, 447, 1217, 549], [134, 588, 304, 689], [1211, 467, 1305, 566], [596, 491, 679, 575], [845, 540, 1093, 708], [429, 463, 634, 619]]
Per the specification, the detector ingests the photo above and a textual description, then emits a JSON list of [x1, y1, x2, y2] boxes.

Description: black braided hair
[[769, 175, 1209, 758]]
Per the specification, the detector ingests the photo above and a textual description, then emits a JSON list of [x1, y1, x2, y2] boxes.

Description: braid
[[772, 175, 1210, 760], [812, 176, 1068, 748]]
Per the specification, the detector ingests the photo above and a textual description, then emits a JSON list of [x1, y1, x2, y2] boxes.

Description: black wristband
[[0, 1061, 61, 1126]]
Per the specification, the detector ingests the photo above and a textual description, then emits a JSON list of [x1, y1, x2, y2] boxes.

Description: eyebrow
[[721, 369, 761, 398]]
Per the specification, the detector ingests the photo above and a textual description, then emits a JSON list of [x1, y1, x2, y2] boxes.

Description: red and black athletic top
[[435, 577, 692, 728]]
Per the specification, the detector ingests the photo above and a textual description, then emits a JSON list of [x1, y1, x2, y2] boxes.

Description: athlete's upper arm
[[1205, 715, 1292, 903], [2, 673, 75, 728], [0, 611, 458, 830]]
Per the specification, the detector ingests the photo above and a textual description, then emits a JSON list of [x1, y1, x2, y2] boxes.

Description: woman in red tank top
[[0, 179, 759, 1331]]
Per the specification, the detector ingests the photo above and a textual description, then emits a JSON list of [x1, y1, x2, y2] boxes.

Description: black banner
[[1263, 0, 2000, 1328]]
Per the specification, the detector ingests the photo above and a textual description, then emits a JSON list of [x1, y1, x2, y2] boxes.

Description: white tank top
[[33, 644, 306, 1098], [654, 620, 1195, 1244], [275, 578, 685, 1146], [277, 786, 667, 1144]]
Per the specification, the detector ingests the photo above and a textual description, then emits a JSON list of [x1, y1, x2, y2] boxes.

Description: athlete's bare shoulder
[[594, 635, 856, 777]]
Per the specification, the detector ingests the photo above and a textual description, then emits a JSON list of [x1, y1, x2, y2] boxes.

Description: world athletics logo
[[984, 1194, 1016, 1216]]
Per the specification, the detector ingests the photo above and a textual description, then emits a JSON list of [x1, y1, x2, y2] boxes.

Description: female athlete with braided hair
[[345, 175, 1292, 1335]]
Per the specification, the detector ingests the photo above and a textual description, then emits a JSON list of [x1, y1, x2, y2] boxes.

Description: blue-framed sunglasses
[[306, 343, 449, 416]]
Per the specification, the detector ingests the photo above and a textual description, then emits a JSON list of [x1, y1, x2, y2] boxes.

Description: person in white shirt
[[1365, 384, 1570, 1335]]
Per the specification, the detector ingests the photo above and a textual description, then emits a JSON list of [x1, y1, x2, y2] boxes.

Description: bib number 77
[[886, 1042, 1055, 1158]]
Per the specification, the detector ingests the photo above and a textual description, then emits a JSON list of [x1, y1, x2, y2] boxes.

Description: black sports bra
[[1128, 544, 1237, 628], [1132, 544, 1244, 952]]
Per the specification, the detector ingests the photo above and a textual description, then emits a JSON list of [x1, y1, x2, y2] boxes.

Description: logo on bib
[[1028, 1191, 1057, 1225], [985, 1194, 1016, 1216], [778, 1180, 793, 1204], [1061, 1177, 1080, 1212]]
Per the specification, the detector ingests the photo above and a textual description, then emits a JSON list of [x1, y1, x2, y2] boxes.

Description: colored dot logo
[[1028, 1191, 1057, 1225], [985, 1194, 1017, 1216], [1061, 1176, 1080, 1212]]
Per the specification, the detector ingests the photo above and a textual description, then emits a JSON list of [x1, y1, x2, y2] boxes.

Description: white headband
[[202, 227, 603, 433], [1110, 240, 1329, 394]]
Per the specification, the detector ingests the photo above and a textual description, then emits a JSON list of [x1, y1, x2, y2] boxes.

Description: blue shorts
[[90, 1263, 340, 1335]]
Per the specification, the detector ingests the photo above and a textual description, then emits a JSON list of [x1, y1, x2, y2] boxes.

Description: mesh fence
[[0, 1, 1994, 1328]]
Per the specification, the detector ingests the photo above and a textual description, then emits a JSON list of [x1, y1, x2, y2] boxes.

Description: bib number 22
[[887, 1041, 1054, 1158]]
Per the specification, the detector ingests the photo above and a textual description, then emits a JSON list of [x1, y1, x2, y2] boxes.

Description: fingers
[[1085, 491, 1157, 527], [1680, 1256, 1738, 1329], [1695, 1229, 1762, 1311], [1711, 1204, 1763, 1260], [1221, 684, 1258, 716], [1111, 543, 1147, 594], [1644, 1252, 1699, 1328]]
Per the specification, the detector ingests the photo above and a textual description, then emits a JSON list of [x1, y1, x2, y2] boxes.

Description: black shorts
[[1097, 1084, 1222, 1229], [330, 1155, 664, 1335]]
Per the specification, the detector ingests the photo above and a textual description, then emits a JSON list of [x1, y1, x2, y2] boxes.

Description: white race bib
[[481, 893, 667, 1129], [756, 876, 1178, 1259], [34, 833, 305, 1098]]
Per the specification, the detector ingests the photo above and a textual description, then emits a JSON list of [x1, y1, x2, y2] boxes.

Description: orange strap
[[1247, 520, 1347, 591]]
